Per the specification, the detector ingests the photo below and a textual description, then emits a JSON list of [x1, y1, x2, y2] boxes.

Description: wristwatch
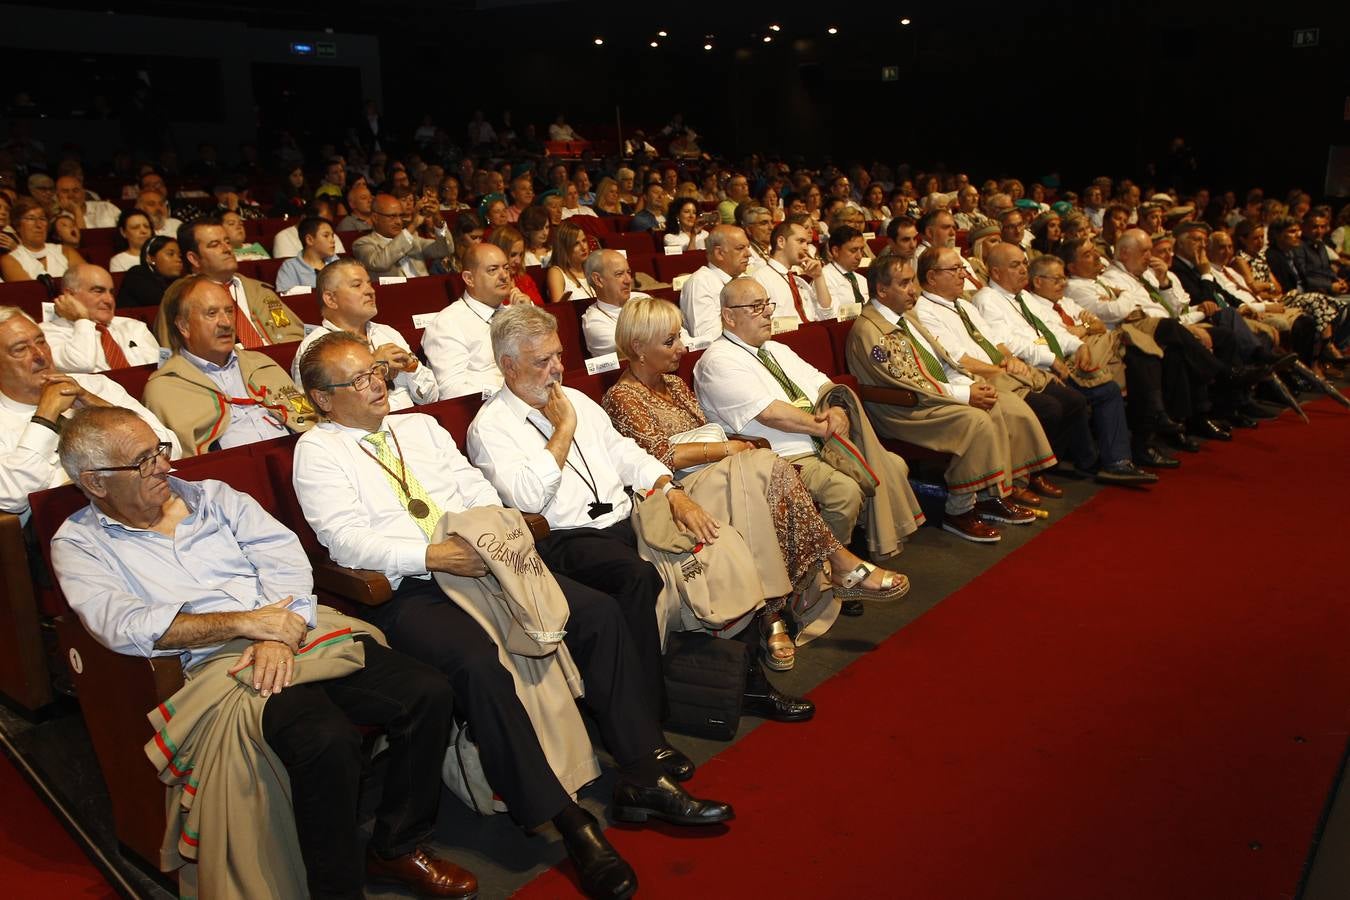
[[661, 479, 685, 496]]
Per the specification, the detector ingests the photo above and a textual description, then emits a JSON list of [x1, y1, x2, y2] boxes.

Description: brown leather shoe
[[973, 498, 1037, 525], [366, 847, 478, 898], [1009, 486, 1041, 507], [941, 511, 1002, 543], [1028, 474, 1063, 498]]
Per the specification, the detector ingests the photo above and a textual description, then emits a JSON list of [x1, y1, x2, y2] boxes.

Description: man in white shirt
[[0, 308, 178, 520], [751, 221, 835, 324], [136, 189, 182, 239], [581, 250, 669, 357], [914, 246, 1072, 507], [679, 225, 751, 337], [692, 277, 867, 542], [290, 260, 438, 410], [152, 219, 306, 348], [1209, 230, 1314, 360], [879, 215, 920, 264], [55, 175, 119, 230], [423, 243, 526, 398], [352, 193, 453, 279], [952, 185, 990, 231], [294, 332, 731, 900], [822, 225, 871, 310], [42, 264, 161, 372], [972, 249, 1156, 484]]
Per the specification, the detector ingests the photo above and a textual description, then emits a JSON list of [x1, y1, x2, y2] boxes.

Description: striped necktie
[[897, 318, 949, 383], [951, 301, 1004, 364], [96, 323, 131, 370], [1014, 292, 1064, 360]]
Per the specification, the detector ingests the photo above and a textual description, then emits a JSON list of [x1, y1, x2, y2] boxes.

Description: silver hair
[[0, 305, 36, 328], [490, 302, 558, 366], [582, 248, 618, 290], [1027, 254, 1063, 280], [315, 258, 367, 299], [57, 406, 142, 487]]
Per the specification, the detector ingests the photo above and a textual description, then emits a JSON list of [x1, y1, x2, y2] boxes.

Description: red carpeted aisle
[[0, 751, 118, 897], [518, 400, 1350, 900]]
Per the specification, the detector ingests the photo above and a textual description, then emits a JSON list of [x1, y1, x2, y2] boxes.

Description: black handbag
[[661, 631, 747, 741]]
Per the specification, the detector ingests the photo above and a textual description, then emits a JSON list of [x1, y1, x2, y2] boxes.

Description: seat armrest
[[728, 433, 772, 450], [313, 561, 394, 607], [857, 384, 919, 408], [523, 512, 550, 541]]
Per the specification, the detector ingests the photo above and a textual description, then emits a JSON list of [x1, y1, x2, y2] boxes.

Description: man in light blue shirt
[[50, 405, 474, 899]]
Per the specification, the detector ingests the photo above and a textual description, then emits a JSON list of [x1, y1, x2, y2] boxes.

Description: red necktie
[[784, 270, 807, 321], [1051, 302, 1077, 329], [233, 304, 266, 349], [96, 323, 130, 370]]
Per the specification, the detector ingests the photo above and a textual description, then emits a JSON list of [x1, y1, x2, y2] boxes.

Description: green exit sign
[[317, 42, 337, 59]]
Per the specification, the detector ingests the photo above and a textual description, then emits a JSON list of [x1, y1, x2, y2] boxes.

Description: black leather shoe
[[743, 684, 816, 722], [612, 773, 734, 826], [1224, 412, 1259, 429], [839, 599, 865, 617], [654, 745, 694, 783], [1095, 461, 1159, 484], [1135, 446, 1180, 469], [561, 814, 637, 899], [1189, 418, 1232, 441], [1163, 429, 1201, 452], [1148, 414, 1185, 436]]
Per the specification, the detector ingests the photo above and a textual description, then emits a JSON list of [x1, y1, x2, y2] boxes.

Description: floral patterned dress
[[602, 374, 841, 592], [1238, 249, 1338, 331]]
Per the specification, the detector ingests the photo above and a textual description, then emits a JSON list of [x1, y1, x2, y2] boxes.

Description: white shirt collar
[[181, 348, 239, 373], [461, 292, 499, 321], [988, 281, 1018, 300], [721, 330, 762, 354], [870, 298, 901, 326], [920, 291, 959, 311], [498, 382, 543, 423]]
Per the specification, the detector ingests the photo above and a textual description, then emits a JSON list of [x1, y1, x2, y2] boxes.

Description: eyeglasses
[[85, 442, 173, 478], [930, 265, 965, 273], [319, 361, 390, 391], [1035, 274, 1068, 284], [19, 214, 49, 224], [726, 299, 776, 316]]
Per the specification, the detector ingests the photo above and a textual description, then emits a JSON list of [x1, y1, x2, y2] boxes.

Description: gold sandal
[[834, 562, 910, 604], [760, 616, 795, 671]]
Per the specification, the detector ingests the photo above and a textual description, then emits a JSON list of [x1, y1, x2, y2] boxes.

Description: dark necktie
[[96, 323, 131, 370], [951, 301, 1004, 364], [1014, 292, 1064, 360], [844, 270, 865, 304], [782, 268, 808, 321], [897, 318, 949, 384]]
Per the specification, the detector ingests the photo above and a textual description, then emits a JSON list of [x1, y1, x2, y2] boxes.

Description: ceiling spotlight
[[900, 18, 912, 25], [763, 35, 772, 43], [703, 42, 713, 50], [594, 37, 604, 45], [769, 24, 781, 32], [827, 26, 838, 34], [650, 41, 658, 47], [658, 30, 668, 37]]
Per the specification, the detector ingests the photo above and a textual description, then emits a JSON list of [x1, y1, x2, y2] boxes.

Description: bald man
[[42, 264, 162, 372], [679, 225, 753, 337], [351, 192, 453, 279]]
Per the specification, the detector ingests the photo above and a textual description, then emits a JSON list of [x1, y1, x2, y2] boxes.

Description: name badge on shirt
[[157, 347, 173, 365], [379, 276, 408, 286], [585, 352, 620, 375], [302, 322, 321, 336], [671, 274, 692, 291], [835, 302, 863, 322], [863, 232, 877, 241], [664, 246, 685, 256], [282, 285, 313, 296], [411, 312, 437, 329], [771, 316, 800, 335], [685, 335, 713, 352]]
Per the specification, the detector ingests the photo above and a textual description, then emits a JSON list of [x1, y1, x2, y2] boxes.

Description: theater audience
[[680, 225, 751, 336], [289, 261, 438, 412], [352, 193, 452, 279], [752, 220, 835, 323], [119, 236, 182, 309], [137, 189, 182, 239], [580, 249, 663, 358], [42, 265, 161, 372], [109, 209, 154, 273], [489, 225, 543, 305]]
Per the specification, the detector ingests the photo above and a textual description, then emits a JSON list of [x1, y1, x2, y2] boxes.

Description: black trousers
[[1153, 319, 1225, 421], [1021, 380, 1093, 470], [260, 637, 454, 900], [364, 574, 664, 830], [535, 519, 667, 715]]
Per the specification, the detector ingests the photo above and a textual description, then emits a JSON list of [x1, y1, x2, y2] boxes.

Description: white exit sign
[[1292, 28, 1319, 48]]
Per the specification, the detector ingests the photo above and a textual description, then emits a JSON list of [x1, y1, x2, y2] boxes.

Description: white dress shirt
[[561, 206, 598, 219], [914, 242, 981, 287], [467, 384, 669, 531], [679, 264, 734, 338], [823, 262, 868, 307], [41, 315, 161, 373], [181, 349, 290, 448], [291, 319, 439, 410], [422, 293, 504, 399], [272, 225, 346, 260], [82, 200, 121, 229], [1018, 290, 1085, 358], [1093, 261, 1191, 324], [1212, 264, 1264, 310], [752, 258, 834, 324], [969, 283, 1065, 366], [293, 415, 502, 589], [664, 232, 707, 252], [868, 299, 974, 403], [0, 374, 180, 520], [916, 292, 1015, 369], [108, 251, 140, 273], [581, 294, 666, 357], [1144, 267, 1204, 324], [1066, 275, 1139, 327], [692, 332, 831, 458], [156, 217, 184, 239]]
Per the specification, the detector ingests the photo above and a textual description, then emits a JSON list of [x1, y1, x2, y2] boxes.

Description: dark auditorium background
[[3, 0, 1346, 195]]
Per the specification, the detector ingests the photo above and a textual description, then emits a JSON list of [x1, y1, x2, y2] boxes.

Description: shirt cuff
[[947, 384, 972, 404], [19, 419, 62, 454]]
